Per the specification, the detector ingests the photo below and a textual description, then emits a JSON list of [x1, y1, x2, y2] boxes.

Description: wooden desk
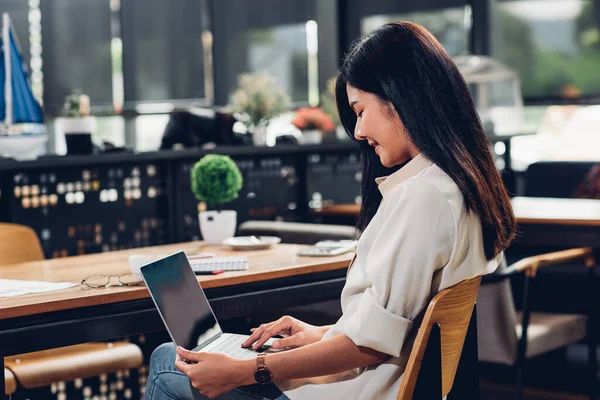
[[315, 197, 600, 225], [314, 197, 600, 247], [0, 242, 353, 399], [314, 204, 361, 217], [511, 196, 600, 227]]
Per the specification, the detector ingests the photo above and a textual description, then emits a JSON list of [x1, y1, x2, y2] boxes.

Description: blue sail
[[0, 28, 44, 124]]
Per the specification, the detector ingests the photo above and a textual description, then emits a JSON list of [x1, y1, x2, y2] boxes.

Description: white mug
[[128, 254, 158, 276]]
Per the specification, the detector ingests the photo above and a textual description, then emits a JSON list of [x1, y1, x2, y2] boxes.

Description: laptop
[[140, 251, 273, 360]]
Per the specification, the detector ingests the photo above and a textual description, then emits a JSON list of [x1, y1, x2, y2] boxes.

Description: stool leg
[[1, 356, 6, 400]]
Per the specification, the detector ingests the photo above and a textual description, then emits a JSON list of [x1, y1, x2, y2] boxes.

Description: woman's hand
[[174, 347, 254, 399], [242, 315, 329, 350]]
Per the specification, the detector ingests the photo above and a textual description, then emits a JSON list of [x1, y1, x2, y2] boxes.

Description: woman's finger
[[251, 322, 287, 350], [176, 346, 203, 362], [174, 358, 190, 375], [242, 323, 271, 347], [272, 333, 305, 349]]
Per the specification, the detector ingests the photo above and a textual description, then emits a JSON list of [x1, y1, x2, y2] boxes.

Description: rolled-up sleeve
[[340, 181, 455, 357]]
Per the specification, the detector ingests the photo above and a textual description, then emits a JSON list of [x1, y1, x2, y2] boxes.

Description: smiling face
[[347, 84, 418, 168]]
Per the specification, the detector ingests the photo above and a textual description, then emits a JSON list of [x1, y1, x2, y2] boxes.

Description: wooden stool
[[4, 368, 16, 396], [5, 342, 143, 389], [0, 223, 144, 391]]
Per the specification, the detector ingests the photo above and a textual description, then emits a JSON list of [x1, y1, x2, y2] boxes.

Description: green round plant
[[190, 154, 243, 210]]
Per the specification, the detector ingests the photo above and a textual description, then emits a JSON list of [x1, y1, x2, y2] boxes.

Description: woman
[[144, 21, 516, 400]]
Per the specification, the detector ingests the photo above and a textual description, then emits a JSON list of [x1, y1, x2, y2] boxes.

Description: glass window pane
[[361, 6, 472, 56], [121, 0, 207, 105], [212, 0, 316, 105], [40, 0, 113, 115], [2, 0, 31, 68], [248, 23, 309, 102], [492, 0, 600, 100]]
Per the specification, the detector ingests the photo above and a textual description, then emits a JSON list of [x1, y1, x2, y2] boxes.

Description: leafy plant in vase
[[291, 106, 336, 144], [321, 76, 348, 141], [229, 72, 290, 146], [190, 154, 243, 244], [61, 89, 95, 155]]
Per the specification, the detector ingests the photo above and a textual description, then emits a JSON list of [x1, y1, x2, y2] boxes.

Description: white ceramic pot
[[336, 125, 349, 141], [252, 125, 267, 146], [299, 129, 322, 145], [199, 210, 237, 244]]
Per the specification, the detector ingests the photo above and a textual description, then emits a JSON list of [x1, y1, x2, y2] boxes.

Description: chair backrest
[[476, 258, 519, 365], [0, 223, 45, 266], [525, 161, 598, 198], [397, 276, 482, 400], [238, 220, 359, 245]]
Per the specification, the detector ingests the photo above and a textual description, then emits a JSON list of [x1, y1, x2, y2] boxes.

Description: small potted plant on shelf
[[190, 154, 243, 244], [321, 76, 348, 141], [60, 89, 95, 155], [229, 72, 290, 146], [291, 106, 336, 144]]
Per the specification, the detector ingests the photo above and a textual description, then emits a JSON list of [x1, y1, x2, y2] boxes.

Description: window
[[120, 0, 209, 108], [211, 0, 319, 105], [40, 0, 114, 115], [2, 0, 31, 67], [360, 6, 472, 56], [492, 0, 600, 103], [343, 0, 471, 56]]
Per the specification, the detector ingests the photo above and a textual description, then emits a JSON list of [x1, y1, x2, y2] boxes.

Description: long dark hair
[[335, 22, 516, 260]]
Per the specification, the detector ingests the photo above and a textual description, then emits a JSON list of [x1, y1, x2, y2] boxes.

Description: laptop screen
[[141, 251, 222, 350]]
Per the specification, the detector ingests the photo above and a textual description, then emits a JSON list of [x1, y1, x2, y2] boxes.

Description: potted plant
[[229, 72, 290, 146], [291, 106, 336, 144], [60, 89, 95, 155], [190, 154, 243, 244], [321, 76, 348, 141]]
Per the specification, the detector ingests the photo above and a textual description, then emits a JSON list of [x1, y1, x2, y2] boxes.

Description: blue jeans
[[144, 343, 289, 400]]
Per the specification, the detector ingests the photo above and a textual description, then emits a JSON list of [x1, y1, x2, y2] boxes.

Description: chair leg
[[515, 363, 525, 400], [588, 264, 597, 400], [589, 332, 597, 400], [515, 274, 532, 400]]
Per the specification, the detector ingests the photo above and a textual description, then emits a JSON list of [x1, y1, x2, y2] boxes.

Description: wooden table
[[314, 197, 600, 247], [510, 197, 600, 227], [315, 197, 600, 223], [511, 197, 600, 247], [0, 242, 353, 399]]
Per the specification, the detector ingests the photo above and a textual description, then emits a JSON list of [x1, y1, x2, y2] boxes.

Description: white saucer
[[223, 236, 281, 250]]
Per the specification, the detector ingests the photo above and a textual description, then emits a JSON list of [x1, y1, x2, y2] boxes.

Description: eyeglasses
[[81, 274, 144, 290]]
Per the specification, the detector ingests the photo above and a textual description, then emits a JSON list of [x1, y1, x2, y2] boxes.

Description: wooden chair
[[477, 247, 597, 400], [397, 276, 482, 400], [0, 223, 143, 393]]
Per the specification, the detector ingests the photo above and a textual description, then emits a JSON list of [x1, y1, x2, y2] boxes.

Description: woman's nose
[[354, 125, 366, 141]]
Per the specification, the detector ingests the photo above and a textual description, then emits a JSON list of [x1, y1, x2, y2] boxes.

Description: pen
[[187, 252, 216, 259], [194, 270, 225, 275]]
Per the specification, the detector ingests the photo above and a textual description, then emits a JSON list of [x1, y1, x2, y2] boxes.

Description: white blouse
[[277, 153, 501, 400]]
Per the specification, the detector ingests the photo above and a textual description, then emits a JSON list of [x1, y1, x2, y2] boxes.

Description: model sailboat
[[0, 12, 47, 159]]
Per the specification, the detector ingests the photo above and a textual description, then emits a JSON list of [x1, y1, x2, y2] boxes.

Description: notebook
[[189, 256, 249, 272]]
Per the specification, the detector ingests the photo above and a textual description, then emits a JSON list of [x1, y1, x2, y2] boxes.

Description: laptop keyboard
[[202, 334, 258, 359]]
